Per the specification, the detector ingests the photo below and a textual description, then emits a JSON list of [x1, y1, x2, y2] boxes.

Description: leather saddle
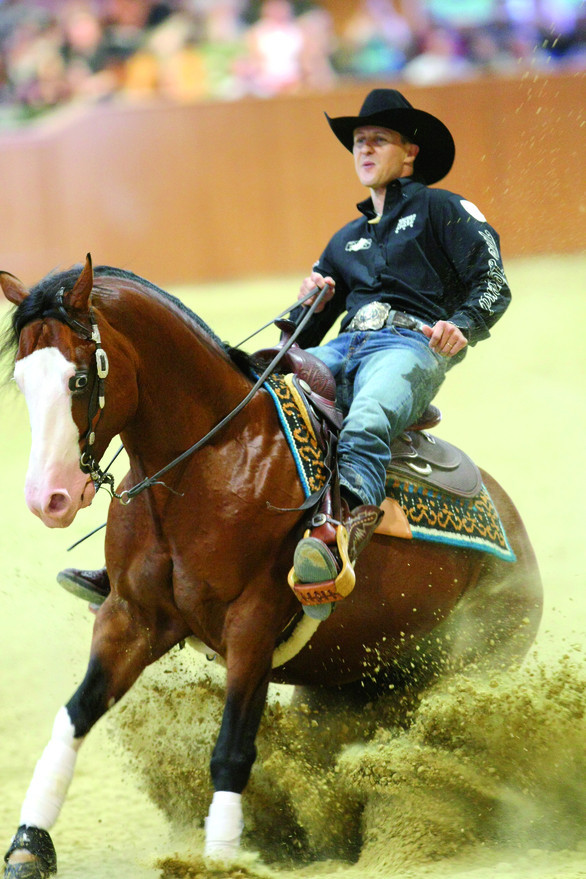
[[388, 431, 481, 497], [253, 320, 481, 500]]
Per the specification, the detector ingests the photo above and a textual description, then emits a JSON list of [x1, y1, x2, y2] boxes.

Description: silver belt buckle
[[349, 302, 391, 331]]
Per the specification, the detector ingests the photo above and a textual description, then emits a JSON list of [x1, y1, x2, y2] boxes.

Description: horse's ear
[[0, 271, 29, 305], [66, 253, 94, 312]]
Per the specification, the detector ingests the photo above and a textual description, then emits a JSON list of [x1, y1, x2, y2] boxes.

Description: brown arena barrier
[[0, 73, 582, 287]]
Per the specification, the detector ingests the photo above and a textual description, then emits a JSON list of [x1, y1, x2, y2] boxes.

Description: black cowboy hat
[[326, 88, 455, 185]]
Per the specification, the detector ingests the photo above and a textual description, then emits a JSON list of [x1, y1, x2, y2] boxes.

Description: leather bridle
[[55, 287, 116, 495], [55, 283, 330, 504]]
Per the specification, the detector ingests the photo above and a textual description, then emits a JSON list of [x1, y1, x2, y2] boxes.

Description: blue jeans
[[307, 328, 449, 507]]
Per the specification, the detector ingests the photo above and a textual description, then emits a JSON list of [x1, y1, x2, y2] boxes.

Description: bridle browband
[[55, 283, 331, 504]]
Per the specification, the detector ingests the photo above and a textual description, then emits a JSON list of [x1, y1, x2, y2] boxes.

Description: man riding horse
[[58, 88, 511, 607]]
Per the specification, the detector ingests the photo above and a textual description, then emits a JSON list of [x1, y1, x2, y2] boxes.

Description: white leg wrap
[[204, 791, 243, 860], [20, 707, 83, 830]]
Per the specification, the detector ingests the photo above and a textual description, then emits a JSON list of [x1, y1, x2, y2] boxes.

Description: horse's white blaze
[[14, 348, 95, 527], [19, 707, 84, 830]]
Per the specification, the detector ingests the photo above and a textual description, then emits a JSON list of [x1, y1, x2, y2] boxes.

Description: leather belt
[[345, 301, 427, 334]]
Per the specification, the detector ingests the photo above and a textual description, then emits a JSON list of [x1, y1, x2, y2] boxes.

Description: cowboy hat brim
[[325, 106, 455, 185]]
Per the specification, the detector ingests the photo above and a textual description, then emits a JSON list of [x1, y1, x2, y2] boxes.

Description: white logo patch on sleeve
[[460, 200, 486, 222]]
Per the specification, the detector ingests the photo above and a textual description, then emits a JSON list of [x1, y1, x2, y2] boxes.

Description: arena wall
[[0, 72, 582, 286]]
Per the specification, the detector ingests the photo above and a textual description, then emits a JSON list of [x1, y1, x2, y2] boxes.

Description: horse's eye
[[69, 372, 88, 393]]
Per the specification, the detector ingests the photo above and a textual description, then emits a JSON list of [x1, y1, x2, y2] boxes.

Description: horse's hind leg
[[439, 553, 542, 673], [454, 471, 544, 671], [4, 602, 183, 879]]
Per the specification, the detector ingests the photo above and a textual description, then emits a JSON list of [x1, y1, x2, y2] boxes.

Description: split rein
[[57, 284, 331, 506]]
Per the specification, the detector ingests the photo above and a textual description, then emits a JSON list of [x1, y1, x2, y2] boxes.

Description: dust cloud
[[112, 642, 586, 879]]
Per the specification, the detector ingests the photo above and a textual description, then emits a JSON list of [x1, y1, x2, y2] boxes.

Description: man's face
[[353, 126, 419, 190]]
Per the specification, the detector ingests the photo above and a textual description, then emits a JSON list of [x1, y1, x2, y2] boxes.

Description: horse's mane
[[0, 265, 256, 383]]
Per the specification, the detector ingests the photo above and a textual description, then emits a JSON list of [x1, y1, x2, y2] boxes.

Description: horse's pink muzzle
[[25, 473, 96, 529]]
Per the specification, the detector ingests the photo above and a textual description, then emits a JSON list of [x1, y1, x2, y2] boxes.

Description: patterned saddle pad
[[264, 373, 515, 563], [384, 477, 515, 561], [263, 373, 329, 497]]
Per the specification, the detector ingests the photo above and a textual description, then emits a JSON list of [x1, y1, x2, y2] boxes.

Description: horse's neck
[[102, 288, 252, 465]]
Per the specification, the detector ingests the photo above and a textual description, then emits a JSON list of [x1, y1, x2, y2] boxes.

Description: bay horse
[[0, 256, 542, 878]]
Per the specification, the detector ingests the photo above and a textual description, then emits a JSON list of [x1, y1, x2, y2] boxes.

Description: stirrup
[[288, 523, 356, 606]]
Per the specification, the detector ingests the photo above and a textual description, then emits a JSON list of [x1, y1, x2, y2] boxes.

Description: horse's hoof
[[203, 842, 239, 864], [4, 855, 50, 879], [4, 827, 56, 879]]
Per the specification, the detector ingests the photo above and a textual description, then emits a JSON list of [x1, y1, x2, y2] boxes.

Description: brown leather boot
[[56, 567, 110, 604], [288, 503, 383, 608]]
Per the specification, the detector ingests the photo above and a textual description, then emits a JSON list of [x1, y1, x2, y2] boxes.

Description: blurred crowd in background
[[0, 0, 584, 125]]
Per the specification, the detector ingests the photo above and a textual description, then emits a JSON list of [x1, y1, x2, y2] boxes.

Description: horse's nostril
[[46, 492, 70, 515]]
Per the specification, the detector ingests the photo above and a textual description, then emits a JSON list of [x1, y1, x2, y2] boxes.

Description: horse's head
[[0, 254, 123, 528]]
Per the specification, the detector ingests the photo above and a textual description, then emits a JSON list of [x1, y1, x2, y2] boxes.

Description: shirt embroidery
[[395, 213, 417, 233], [345, 238, 372, 252], [478, 229, 508, 312]]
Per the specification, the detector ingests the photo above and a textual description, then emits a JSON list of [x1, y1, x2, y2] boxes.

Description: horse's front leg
[[4, 602, 182, 878], [3, 703, 76, 879], [205, 615, 275, 861]]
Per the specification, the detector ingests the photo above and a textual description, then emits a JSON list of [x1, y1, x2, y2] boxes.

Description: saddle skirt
[[388, 430, 482, 498]]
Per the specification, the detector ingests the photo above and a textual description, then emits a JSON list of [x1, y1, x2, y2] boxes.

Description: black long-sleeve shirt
[[291, 177, 510, 351]]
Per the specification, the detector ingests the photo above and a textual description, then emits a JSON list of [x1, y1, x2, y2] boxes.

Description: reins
[[62, 284, 330, 505]]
